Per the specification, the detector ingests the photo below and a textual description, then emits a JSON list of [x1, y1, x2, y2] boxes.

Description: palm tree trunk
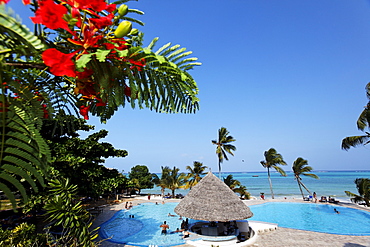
[[299, 181, 312, 195], [267, 168, 274, 199], [218, 159, 221, 179], [297, 180, 305, 199]]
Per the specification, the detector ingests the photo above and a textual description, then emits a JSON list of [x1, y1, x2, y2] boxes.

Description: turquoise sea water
[[142, 170, 370, 201]]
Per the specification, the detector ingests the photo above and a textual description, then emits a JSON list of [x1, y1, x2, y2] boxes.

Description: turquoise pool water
[[100, 202, 370, 246], [249, 202, 370, 235], [99, 202, 197, 246]]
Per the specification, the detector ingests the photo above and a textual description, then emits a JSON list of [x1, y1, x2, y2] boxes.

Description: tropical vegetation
[[292, 157, 319, 199], [152, 166, 171, 198], [345, 178, 370, 207], [260, 148, 287, 199], [166, 167, 186, 198], [342, 82, 370, 150], [0, 0, 201, 245], [223, 174, 250, 199], [211, 127, 236, 178], [183, 161, 207, 190], [128, 165, 156, 194]]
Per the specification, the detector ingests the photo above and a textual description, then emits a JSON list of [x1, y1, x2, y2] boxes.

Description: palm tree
[[342, 82, 370, 150], [152, 166, 171, 198], [167, 166, 186, 198], [234, 185, 250, 200], [345, 178, 370, 207], [260, 148, 287, 199], [292, 157, 319, 199], [183, 161, 207, 190], [211, 127, 236, 178], [223, 174, 250, 199], [223, 174, 241, 190]]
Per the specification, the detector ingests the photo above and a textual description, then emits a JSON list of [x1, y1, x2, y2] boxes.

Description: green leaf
[[76, 54, 93, 69], [95, 49, 111, 62]]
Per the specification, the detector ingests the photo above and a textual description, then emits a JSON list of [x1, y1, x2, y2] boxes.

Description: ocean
[[141, 170, 370, 202]]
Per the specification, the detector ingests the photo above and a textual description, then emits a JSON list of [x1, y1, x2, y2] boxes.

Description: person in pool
[[334, 208, 340, 214], [170, 228, 183, 234], [160, 221, 169, 235], [182, 230, 190, 238]]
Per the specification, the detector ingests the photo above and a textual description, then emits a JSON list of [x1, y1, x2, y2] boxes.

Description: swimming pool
[[99, 202, 198, 246], [100, 202, 370, 246], [249, 202, 370, 235]]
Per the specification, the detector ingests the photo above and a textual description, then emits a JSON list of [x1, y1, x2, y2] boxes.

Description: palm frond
[[356, 109, 369, 131], [82, 38, 200, 121], [0, 4, 45, 57], [341, 134, 370, 150], [0, 102, 50, 211]]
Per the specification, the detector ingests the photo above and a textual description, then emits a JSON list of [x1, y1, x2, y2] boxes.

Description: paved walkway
[[92, 196, 370, 247]]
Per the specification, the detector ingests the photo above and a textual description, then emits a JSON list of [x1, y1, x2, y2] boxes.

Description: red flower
[[0, 0, 10, 4], [76, 69, 93, 80], [128, 58, 145, 71], [90, 13, 114, 29], [64, 0, 114, 12], [41, 104, 49, 118], [68, 24, 103, 50], [31, 0, 72, 33], [42, 48, 77, 77], [22, 0, 31, 4], [95, 98, 106, 107], [79, 105, 90, 120]]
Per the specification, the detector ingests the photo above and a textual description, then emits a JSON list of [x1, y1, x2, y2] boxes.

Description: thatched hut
[[174, 171, 253, 222]]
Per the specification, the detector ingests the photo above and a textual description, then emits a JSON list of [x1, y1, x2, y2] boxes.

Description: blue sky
[[9, 0, 370, 173]]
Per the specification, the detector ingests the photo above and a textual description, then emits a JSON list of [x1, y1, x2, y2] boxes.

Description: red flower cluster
[[42, 49, 77, 77], [29, 0, 146, 119], [31, 0, 72, 33]]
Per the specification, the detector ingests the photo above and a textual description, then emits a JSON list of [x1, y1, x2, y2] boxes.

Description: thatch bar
[[174, 171, 253, 222]]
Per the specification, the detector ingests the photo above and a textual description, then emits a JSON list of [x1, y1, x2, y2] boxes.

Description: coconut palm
[[223, 174, 250, 199], [260, 148, 287, 199], [342, 83, 370, 150], [183, 161, 207, 190], [152, 166, 171, 198], [345, 178, 370, 207], [292, 157, 319, 199], [167, 166, 186, 198], [223, 174, 241, 190], [234, 185, 250, 200], [211, 127, 236, 178]]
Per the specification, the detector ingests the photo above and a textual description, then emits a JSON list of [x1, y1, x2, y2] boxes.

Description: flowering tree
[[0, 0, 200, 244], [0, 0, 200, 205]]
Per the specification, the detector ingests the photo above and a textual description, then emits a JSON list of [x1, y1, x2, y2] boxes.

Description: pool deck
[[92, 196, 370, 247]]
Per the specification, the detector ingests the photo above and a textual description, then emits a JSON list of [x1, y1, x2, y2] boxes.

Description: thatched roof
[[174, 171, 253, 221]]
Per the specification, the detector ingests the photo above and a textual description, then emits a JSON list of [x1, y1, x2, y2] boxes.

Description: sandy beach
[[92, 196, 370, 247]]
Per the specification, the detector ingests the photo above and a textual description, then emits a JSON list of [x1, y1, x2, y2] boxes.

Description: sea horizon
[[140, 170, 370, 202]]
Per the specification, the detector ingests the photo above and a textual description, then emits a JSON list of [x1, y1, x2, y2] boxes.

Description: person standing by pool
[[160, 221, 169, 235], [260, 193, 265, 200], [313, 192, 317, 203]]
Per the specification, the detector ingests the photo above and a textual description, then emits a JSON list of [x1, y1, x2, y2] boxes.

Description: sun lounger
[[319, 196, 327, 202], [328, 198, 339, 204]]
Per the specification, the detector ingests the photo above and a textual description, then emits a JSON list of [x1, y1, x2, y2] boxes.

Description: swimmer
[[160, 221, 169, 235]]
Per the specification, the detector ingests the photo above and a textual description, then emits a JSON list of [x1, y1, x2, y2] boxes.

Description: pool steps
[[249, 221, 278, 234]]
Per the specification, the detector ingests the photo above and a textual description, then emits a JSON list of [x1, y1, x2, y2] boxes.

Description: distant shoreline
[[124, 170, 370, 175]]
